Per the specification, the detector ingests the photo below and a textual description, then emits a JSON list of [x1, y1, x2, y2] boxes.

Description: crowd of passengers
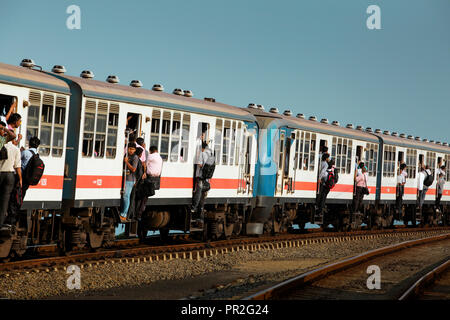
[[315, 146, 446, 219]]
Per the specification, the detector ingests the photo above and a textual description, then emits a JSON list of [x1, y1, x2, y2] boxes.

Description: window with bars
[[294, 131, 299, 170], [180, 114, 190, 162], [39, 94, 54, 156], [383, 145, 396, 177], [170, 112, 181, 162], [446, 155, 450, 182], [214, 119, 222, 164], [406, 148, 417, 179], [150, 109, 160, 152], [82, 100, 96, 157], [94, 102, 107, 158], [106, 104, 119, 158], [159, 111, 171, 161], [235, 122, 242, 166], [26, 91, 41, 144], [297, 131, 316, 171], [229, 122, 236, 165], [223, 120, 231, 165], [365, 143, 378, 177], [331, 137, 351, 174], [426, 151, 436, 175], [52, 96, 66, 157]]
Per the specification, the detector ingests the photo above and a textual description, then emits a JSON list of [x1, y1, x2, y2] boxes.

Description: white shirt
[[417, 169, 431, 190], [397, 170, 407, 184], [195, 147, 212, 178], [0, 142, 21, 172], [437, 168, 445, 177]]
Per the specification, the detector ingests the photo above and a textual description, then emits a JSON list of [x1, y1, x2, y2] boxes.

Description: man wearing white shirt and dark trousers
[[396, 163, 407, 216], [417, 165, 432, 209], [191, 141, 212, 229]]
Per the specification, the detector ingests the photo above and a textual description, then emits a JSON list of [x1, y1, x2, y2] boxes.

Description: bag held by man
[[423, 170, 434, 187], [24, 150, 45, 186], [363, 174, 370, 195], [201, 152, 216, 180], [325, 169, 338, 190]]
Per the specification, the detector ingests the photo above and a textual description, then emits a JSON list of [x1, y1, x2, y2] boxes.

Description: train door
[[316, 138, 329, 194], [275, 130, 286, 196], [238, 128, 254, 194], [285, 132, 296, 193], [275, 129, 295, 196]]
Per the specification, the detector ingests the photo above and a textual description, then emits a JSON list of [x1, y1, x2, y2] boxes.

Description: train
[[0, 59, 448, 259]]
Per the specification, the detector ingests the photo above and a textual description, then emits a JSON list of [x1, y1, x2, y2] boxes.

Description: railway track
[[0, 227, 448, 275], [244, 231, 450, 300]]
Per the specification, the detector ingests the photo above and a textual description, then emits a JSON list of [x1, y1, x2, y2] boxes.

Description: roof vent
[[430, 140, 435, 143], [106, 75, 119, 83], [443, 142, 448, 146], [407, 135, 414, 140], [415, 136, 421, 141], [20, 58, 35, 68], [346, 124, 354, 129], [391, 132, 399, 137], [332, 120, 340, 126], [247, 103, 257, 109], [283, 110, 292, 116], [257, 104, 265, 110], [173, 88, 183, 95], [183, 90, 193, 97], [375, 129, 382, 134], [400, 133, 406, 138], [320, 118, 329, 124], [296, 113, 305, 119], [152, 84, 164, 91], [366, 127, 373, 133], [436, 141, 441, 145], [309, 116, 317, 122], [204, 97, 216, 102], [422, 138, 429, 142], [269, 107, 279, 114], [52, 65, 66, 74], [356, 125, 364, 131], [130, 80, 142, 87], [80, 70, 94, 79], [383, 130, 390, 135]]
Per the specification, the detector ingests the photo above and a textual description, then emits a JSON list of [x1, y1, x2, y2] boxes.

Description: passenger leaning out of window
[[0, 123, 22, 229], [120, 142, 138, 222]]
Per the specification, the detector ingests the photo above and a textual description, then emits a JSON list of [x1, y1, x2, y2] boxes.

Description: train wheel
[[88, 231, 104, 249]]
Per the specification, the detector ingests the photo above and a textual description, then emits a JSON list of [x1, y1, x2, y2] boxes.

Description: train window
[[332, 137, 348, 174], [52, 96, 66, 157], [294, 131, 299, 170], [346, 140, 353, 173], [214, 119, 223, 165], [279, 131, 285, 170], [235, 122, 242, 166], [160, 111, 170, 161], [303, 133, 310, 170], [223, 120, 231, 165], [230, 122, 236, 165], [106, 103, 119, 159], [309, 134, 316, 171], [383, 145, 396, 177], [298, 131, 304, 170], [39, 94, 54, 156], [26, 91, 41, 143], [0, 94, 16, 124], [94, 102, 107, 158], [406, 149, 417, 179], [180, 114, 190, 162], [365, 143, 378, 177], [82, 100, 96, 157], [426, 152, 436, 175], [150, 109, 161, 152], [170, 112, 181, 162], [446, 155, 450, 182]]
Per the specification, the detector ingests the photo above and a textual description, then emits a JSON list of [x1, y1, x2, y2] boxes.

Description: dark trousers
[[436, 193, 442, 209], [396, 184, 404, 213], [191, 178, 207, 218], [317, 183, 330, 215], [418, 187, 428, 208], [0, 172, 15, 225], [354, 186, 364, 213]]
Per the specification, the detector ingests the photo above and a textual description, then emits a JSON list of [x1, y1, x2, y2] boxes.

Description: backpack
[[201, 151, 216, 180], [325, 169, 338, 190], [423, 170, 434, 187], [24, 150, 45, 186]]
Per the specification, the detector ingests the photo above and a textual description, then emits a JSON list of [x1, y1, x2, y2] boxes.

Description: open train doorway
[[316, 139, 328, 194], [0, 94, 17, 124], [126, 112, 142, 138]]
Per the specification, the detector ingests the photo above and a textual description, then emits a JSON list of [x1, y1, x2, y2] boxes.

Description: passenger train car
[[0, 59, 449, 258]]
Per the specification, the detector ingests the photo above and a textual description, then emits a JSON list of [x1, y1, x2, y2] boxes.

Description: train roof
[[373, 133, 450, 154], [58, 74, 256, 122], [0, 62, 70, 94]]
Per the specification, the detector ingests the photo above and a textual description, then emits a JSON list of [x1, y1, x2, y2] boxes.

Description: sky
[[1, 0, 449, 142]]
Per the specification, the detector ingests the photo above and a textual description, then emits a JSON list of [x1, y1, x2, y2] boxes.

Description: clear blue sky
[[1, 0, 449, 142]]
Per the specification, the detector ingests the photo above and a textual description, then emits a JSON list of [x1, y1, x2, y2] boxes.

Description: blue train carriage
[[50, 65, 259, 246], [372, 130, 450, 226], [0, 61, 71, 257]]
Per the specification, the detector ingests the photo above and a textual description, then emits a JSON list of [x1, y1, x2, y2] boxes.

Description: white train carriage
[[0, 62, 70, 209]]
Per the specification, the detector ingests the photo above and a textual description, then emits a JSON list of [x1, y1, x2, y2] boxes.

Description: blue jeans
[[121, 180, 135, 217]]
